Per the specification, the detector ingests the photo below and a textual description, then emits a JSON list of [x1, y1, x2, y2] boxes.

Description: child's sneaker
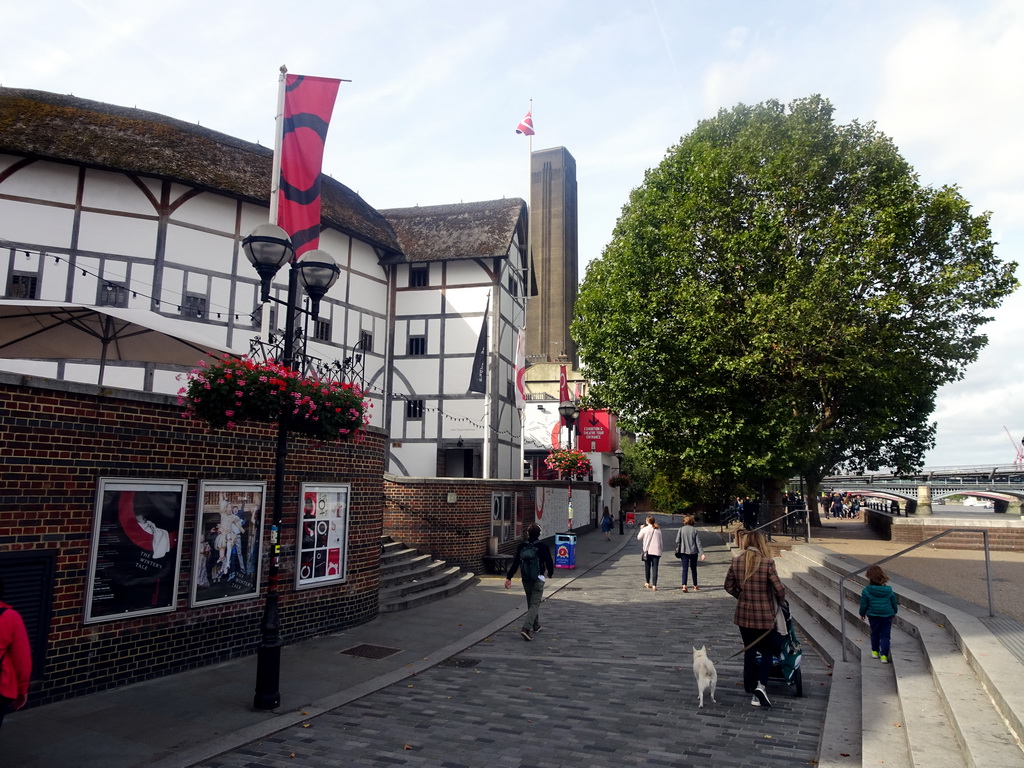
[[880, 655, 889, 664], [871, 651, 879, 659]]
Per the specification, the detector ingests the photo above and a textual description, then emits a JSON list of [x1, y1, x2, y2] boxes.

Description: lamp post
[[243, 223, 340, 711], [615, 450, 625, 535], [557, 401, 581, 529]]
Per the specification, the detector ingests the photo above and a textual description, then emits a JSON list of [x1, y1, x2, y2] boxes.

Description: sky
[[4, 0, 1022, 469]]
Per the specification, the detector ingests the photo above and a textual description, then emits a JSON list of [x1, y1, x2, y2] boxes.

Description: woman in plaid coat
[[724, 530, 786, 707]]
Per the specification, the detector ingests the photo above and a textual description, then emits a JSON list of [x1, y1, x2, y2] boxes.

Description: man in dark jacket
[[504, 524, 555, 641]]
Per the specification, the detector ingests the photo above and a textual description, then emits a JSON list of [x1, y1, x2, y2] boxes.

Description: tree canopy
[[574, 96, 1017, 494]]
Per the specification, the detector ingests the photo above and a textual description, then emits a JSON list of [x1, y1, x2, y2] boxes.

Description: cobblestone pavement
[[196, 529, 829, 768]]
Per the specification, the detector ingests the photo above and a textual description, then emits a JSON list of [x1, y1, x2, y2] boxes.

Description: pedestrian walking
[[741, 497, 759, 530], [600, 507, 613, 541], [724, 530, 786, 707], [504, 524, 554, 642], [674, 515, 706, 591], [637, 515, 664, 590], [859, 564, 898, 663], [0, 576, 32, 728]]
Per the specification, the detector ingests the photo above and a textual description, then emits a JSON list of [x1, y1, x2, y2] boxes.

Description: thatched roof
[[381, 198, 527, 262], [0, 87, 403, 257]]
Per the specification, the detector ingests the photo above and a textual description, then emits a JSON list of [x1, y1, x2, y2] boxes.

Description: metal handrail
[[743, 508, 811, 543], [838, 528, 993, 661]]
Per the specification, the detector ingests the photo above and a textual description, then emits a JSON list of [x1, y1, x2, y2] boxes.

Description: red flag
[[277, 74, 341, 258], [558, 364, 569, 404], [515, 110, 535, 136]]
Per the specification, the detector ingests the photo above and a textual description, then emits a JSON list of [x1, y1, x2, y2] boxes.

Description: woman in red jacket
[[724, 530, 786, 707], [0, 576, 32, 727]]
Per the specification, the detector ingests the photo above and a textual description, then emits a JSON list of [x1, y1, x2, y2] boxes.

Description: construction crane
[[1004, 427, 1024, 464]]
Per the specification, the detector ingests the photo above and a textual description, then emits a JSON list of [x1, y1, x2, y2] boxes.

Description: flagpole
[[482, 290, 492, 479], [269, 65, 288, 226], [261, 66, 289, 343]]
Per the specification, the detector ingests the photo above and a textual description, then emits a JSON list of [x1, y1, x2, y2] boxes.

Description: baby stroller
[[756, 599, 804, 697]]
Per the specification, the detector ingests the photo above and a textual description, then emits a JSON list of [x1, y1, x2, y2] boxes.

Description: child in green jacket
[[859, 564, 898, 663]]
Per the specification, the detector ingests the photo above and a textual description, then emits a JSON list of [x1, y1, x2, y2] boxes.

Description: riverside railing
[[743, 508, 811, 543], [838, 528, 994, 662]]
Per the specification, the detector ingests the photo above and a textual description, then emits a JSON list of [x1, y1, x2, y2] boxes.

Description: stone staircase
[[378, 537, 476, 613], [774, 543, 1024, 768]]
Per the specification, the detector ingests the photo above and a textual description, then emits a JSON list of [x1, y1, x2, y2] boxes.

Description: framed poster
[[85, 478, 188, 623], [295, 483, 349, 589], [191, 481, 266, 607]]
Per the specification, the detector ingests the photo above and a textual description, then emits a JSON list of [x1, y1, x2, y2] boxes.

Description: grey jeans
[[521, 578, 545, 630]]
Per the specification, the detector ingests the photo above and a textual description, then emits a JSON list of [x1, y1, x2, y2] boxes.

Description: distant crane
[[1005, 427, 1024, 465]]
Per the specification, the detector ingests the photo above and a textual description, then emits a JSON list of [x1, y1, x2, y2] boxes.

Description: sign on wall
[[85, 478, 187, 623], [191, 481, 266, 607], [295, 483, 350, 588]]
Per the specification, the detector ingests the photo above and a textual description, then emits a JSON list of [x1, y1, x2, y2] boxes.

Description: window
[[407, 335, 426, 356], [409, 264, 428, 287], [491, 492, 519, 543], [181, 294, 207, 319], [359, 330, 373, 352], [97, 282, 128, 308], [508, 272, 519, 297], [7, 273, 37, 299], [405, 399, 424, 419], [314, 319, 331, 341]]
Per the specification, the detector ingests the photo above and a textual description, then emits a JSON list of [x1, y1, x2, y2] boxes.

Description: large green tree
[[574, 96, 1017, 519]]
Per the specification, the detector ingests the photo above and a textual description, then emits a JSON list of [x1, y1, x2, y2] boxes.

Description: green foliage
[[574, 95, 1017, 485]]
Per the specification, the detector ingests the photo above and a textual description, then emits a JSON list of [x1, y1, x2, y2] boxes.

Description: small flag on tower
[[516, 110, 535, 136]]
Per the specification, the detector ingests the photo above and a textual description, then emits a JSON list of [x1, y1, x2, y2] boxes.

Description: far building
[[522, 146, 621, 519]]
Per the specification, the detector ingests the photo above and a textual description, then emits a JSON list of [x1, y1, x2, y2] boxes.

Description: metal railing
[[742, 508, 811, 543], [838, 528, 994, 661]]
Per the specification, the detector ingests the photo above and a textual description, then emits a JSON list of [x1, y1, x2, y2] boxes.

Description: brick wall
[[866, 509, 1024, 551], [0, 373, 385, 706], [382, 475, 599, 571]]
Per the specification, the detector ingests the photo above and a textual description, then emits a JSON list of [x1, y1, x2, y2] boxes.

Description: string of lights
[[8, 246, 272, 322], [8, 246, 522, 440]]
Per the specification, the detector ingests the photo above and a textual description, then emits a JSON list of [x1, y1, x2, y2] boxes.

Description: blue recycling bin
[[555, 532, 577, 569]]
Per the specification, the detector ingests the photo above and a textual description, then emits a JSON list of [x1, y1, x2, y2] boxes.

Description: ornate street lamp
[[557, 401, 580, 450], [242, 223, 340, 711]]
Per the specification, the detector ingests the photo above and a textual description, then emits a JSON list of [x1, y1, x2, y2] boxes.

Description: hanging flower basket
[[179, 356, 369, 442], [608, 473, 632, 489], [545, 448, 592, 478]]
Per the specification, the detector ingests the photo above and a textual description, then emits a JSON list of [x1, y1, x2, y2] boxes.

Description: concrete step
[[778, 544, 1024, 767], [379, 572, 476, 613], [378, 537, 476, 613]]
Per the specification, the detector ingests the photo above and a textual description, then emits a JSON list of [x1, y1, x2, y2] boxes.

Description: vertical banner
[[558, 364, 569, 403], [514, 328, 527, 409], [85, 479, 187, 623], [277, 74, 342, 258], [468, 296, 490, 393], [191, 481, 266, 607]]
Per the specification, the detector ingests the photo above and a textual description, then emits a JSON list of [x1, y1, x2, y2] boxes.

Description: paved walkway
[[4, 518, 830, 767]]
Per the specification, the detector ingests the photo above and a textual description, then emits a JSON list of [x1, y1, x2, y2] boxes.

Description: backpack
[[520, 540, 541, 581]]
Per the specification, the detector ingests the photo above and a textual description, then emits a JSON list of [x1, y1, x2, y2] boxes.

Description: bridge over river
[[819, 464, 1024, 515]]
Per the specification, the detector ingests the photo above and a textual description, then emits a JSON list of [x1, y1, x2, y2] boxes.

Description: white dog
[[693, 646, 717, 707]]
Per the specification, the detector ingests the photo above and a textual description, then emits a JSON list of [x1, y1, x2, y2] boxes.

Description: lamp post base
[[253, 644, 282, 710]]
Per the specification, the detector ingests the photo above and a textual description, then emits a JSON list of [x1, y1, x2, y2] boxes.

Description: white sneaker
[[754, 684, 771, 707], [750, 695, 761, 706]]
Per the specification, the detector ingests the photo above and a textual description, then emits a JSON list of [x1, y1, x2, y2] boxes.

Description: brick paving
[[195, 530, 829, 768]]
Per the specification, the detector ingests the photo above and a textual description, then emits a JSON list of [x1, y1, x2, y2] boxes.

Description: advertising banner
[[191, 481, 266, 607], [85, 478, 187, 623], [295, 483, 350, 588]]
